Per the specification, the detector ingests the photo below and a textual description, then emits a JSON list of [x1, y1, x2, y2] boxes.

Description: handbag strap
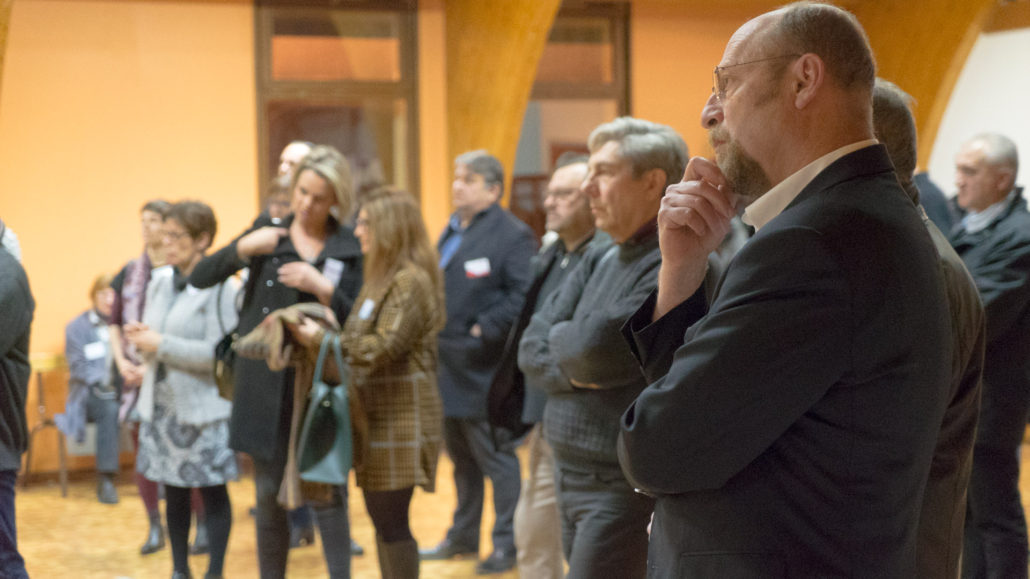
[[330, 334, 349, 386], [314, 331, 333, 384], [313, 332, 349, 387], [215, 281, 227, 335]]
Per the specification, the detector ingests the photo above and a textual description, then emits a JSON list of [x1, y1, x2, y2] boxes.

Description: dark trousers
[[963, 374, 1030, 579], [253, 455, 351, 579], [0, 470, 28, 579], [86, 386, 120, 473], [443, 417, 520, 553], [554, 461, 654, 579]]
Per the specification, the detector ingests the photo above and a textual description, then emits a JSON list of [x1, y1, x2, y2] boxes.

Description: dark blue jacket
[[437, 203, 535, 419]]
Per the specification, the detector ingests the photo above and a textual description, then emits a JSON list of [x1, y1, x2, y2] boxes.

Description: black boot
[[351, 538, 365, 556], [141, 512, 166, 555], [289, 523, 315, 548], [379, 538, 419, 579], [97, 472, 119, 505], [190, 519, 210, 555]]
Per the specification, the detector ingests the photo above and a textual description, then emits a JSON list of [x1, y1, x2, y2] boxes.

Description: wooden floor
[[16, 443, 1030, 578], [15, 449, 521, 579]]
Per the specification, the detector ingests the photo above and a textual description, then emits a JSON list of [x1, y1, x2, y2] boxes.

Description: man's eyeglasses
[[162, 230, 189, 241], [712, 54, 800, 103]]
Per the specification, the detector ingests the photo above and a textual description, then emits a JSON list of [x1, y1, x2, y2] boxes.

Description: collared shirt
[[743, 139, 879, 231], [438, 213, 466, 269], [961, 189, 1018, 234]]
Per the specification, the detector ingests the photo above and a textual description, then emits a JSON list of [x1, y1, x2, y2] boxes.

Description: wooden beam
[[444, 0, 562, 203], [854, 0, 998, 169]]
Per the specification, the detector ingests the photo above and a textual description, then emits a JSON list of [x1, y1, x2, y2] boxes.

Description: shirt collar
[[961, 189, 1017, 234], [743, 139, 879, 231]]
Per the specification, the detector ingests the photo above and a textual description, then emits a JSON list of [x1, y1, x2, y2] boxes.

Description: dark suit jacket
[[190, 212, 363, 461], [618, 145, 951, 578], [917, 216, 984, 579], [437, 203, 535, 419]]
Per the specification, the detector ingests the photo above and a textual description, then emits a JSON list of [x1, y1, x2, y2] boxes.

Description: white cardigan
[[138, 266, 238, 426]]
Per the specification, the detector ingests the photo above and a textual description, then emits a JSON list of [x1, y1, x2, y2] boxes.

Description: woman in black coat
[[191, 145, 362, 578]]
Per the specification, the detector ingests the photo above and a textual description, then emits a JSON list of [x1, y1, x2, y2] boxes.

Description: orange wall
[[631, 4, 746, 163], [417, 0, 450, 238], [0, 0, 258, 357]]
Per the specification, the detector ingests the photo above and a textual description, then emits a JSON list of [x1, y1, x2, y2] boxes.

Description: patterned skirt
[[136, 379, 238, 487]]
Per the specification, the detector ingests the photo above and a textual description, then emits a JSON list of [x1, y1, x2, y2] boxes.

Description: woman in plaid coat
[[294, 188, 445, 579]]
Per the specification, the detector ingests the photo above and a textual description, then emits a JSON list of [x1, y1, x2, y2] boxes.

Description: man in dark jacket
[[873, 79, 985, 579], [422, 150, 535, 574], [518, 117, 688, 579], [0, 245, 34, 579], [948, 133, 1030, 579], [487, 153, 599, 579], [618, 4, 951, 577]]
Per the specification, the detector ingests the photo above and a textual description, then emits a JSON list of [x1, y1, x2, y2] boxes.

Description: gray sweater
[[138, 266, 238, 426], [518, 224, 661, 469]]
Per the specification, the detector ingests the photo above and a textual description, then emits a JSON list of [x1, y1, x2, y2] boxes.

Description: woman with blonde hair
[[191, 145, 363, 578], [292, 188, 445, 578]]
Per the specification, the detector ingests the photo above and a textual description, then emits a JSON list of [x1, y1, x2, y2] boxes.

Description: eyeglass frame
[[712, 54, 801, 103]]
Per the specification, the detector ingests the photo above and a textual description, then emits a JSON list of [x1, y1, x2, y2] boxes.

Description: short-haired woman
[[126, 201, 237, 579]]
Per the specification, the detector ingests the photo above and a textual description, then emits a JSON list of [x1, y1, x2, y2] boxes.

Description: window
[[511, 3, 630, 236], [255, 0, 418, 210]]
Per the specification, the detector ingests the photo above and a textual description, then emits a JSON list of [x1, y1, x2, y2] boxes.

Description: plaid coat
[[340, 264, 444, 491]]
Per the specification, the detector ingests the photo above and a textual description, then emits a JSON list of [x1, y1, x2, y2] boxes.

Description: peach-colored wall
[[0, 0, 258, 359], [631, 4, 745, 163]]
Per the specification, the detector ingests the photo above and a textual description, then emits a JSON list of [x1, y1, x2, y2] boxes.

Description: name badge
[[358, 298, 375, 320], [323, 258, 345, 287], [84, 341, 107, 361], [464, 257, 491, 278]]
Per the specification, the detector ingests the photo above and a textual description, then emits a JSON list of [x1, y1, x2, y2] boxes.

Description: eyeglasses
[[712, 54, 800, 103], [162, 230, 189, 241], [544, 187, 579, 202]]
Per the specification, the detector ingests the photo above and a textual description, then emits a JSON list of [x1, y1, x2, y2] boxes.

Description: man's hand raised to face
[[654, 156, 736, 320]]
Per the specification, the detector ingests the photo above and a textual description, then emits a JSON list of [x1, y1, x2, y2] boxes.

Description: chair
[[21, 354, 68, 497]]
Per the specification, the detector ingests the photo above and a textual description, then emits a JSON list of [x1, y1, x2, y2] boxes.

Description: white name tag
[[464, 257, 491, 278], [323, 258, 345, 287], [358, 298, 375, 320], [186, 285, 199, 296], [84, 341, 106, 361]]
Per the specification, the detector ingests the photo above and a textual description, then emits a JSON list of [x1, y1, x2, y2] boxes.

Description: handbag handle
[[314, 332, 349, 387]]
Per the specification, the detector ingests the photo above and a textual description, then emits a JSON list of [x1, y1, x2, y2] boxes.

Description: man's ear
[[792, 53, 825, 109], [489, 182, 503, 201], [196, 232, 212, 252], [646, 168, 668, 198]]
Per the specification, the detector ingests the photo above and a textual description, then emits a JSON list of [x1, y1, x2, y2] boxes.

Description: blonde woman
[[292, 188, 445, 578]]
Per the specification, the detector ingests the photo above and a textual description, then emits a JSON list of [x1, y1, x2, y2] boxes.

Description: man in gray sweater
[[518, 117, 688, 579]]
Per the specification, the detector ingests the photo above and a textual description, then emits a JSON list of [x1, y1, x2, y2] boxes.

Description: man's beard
[[710, 130, 772, 205]]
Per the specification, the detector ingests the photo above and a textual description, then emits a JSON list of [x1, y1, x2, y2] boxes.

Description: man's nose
[[701, 93, 723, 129]]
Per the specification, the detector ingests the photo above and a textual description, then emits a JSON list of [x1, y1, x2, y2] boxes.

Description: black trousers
[[553, 461, 654, 579], [962, 373, 1030, 579], [443, 417, 521, 553]]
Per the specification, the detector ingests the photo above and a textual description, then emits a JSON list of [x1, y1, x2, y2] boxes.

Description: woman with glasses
[[126, 201, 237, 579]]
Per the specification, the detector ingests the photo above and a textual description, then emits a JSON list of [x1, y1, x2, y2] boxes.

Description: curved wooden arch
[[444, 0, 562, 203], [853, 0, 998, 168]]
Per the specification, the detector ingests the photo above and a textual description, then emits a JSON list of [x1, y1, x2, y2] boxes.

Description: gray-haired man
[[518, 117, 688, 579], [423, 150, 536, 575]]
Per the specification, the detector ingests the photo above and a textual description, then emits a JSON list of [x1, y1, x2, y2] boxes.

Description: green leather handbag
[[297, 332, 353, 485]]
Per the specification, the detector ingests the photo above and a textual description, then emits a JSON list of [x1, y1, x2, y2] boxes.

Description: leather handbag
[[213, 281, 237, 400], [297, 332, 353, 485]]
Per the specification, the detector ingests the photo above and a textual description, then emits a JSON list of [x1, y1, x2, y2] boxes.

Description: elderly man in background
[[873, 78, 985, 579], [948, 132, 1030, 579], [518, 117, 687, 579], [617, 3, 952, 577]]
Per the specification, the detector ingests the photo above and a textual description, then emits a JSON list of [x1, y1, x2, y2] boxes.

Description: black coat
[[0, 250, 33, 470], [618, 146, 951, 578], [437, 203, 535, 419], [190, 212, 362, 461]]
